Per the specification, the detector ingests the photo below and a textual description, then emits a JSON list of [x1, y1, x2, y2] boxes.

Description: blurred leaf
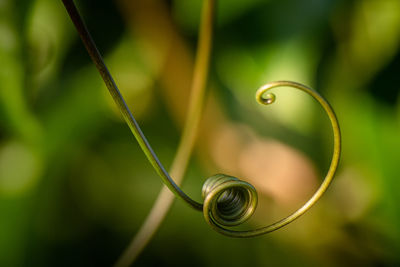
[[26, 0, 74, 91]]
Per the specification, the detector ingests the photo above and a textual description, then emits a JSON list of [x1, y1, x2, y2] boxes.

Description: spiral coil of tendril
[[202, 174, 258, 227], [198, 81, 341, 238]]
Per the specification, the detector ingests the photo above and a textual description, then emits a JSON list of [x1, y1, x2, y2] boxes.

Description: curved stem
[[61, 0, 203, 209], [114, 0, 214, 265]]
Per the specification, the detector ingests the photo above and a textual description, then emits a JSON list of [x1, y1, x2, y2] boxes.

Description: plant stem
[[114, 0, 215, 265], [61, 0, 203, 209]]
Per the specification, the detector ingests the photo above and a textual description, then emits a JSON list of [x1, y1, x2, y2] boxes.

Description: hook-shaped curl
[[201, 81, 341, 237]]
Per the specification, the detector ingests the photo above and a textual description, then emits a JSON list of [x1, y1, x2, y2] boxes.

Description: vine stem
[[61, 0, 214, 265], [61, 0, 203, 209], [114, 1, 215, 265]]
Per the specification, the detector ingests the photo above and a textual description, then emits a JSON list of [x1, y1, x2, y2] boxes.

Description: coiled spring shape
[[62, 0, 341, 239]]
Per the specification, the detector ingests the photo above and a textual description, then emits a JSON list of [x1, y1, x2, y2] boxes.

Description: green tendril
[[62, 0, 341, 254]]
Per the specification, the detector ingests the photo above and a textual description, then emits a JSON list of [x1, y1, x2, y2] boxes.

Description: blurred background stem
[[114, 0, 214, 265]]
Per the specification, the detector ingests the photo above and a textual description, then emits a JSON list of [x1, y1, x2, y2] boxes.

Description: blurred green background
[[1, 0, 400, 266]]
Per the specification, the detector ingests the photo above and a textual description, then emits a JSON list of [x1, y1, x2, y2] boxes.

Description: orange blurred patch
[[238, 138, 318, 207]]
